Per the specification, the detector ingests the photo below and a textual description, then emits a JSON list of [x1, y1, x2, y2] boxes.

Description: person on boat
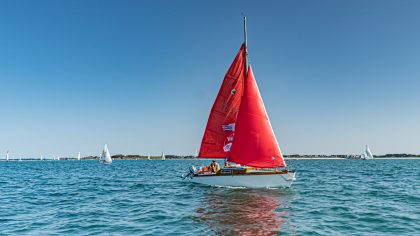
[[210, 160, 220, 173], [224, 157, 231, 167]]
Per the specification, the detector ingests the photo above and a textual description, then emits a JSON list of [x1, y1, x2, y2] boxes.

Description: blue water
[[0, 159, 418, 235]]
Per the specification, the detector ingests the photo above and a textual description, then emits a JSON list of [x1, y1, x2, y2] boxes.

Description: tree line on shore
[[69, 153, 420, 160]]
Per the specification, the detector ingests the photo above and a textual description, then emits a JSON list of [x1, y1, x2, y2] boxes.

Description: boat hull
[[189, 172, 295, 188]]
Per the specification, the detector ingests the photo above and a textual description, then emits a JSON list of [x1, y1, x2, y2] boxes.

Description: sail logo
[[227, 133, 234, 142], [222, 123, 235, 132], [231, 89, 237, 94], [223, 143, 232, 152]]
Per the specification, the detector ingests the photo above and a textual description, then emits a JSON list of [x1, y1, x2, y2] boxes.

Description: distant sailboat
[[57, 156, 60, 161], [6, 150, 9, 161], [77, 152, 81, 161], [99, 144, 112, 164], [148, 154, 151, 160], [361, 145, 374, 160], [161, 152, 166, 160], [40, 155, 43, 161]]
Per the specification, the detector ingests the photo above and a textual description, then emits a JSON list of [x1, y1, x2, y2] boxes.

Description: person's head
[[212, 160, 216, 164]]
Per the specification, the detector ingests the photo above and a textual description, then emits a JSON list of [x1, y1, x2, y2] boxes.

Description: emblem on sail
[[223, 143, 232, 152], [222, 123, 235, 132]]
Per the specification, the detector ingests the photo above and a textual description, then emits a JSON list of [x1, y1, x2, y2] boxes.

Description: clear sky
[[1, 0, 419, 157]]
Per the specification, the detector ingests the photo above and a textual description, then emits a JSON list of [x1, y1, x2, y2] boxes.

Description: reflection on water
[[195, 188, 295, 235]]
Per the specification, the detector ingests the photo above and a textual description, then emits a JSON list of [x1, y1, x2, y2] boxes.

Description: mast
[[243, 16, 248, 75]]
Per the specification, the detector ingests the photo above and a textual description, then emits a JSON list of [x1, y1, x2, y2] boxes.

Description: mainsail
[[199, 45, 246, 158], [6, 151, 9, 161], [229, 67, 286, 168]]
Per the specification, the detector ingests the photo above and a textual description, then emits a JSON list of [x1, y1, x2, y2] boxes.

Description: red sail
[[229, 66, 286, 167], [199, 44, 246, 158]]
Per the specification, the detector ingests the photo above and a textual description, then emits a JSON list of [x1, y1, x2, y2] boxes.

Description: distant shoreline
[[2, 157, 419, 161], [2, 153, 420, 162], [284, 157, 419, 160]]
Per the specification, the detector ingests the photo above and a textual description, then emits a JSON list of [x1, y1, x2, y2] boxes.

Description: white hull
[[189, 172, 296, 188]]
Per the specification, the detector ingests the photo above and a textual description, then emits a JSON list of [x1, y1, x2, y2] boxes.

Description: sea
[[0, 159, 418, 235]]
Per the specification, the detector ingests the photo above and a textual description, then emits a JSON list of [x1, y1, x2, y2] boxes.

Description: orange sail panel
[[199, 44, 246, 158], [229, 66, 286, 167]]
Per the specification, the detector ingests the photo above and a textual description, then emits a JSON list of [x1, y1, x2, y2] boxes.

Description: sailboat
[[99, 144, 112, 164], [161, 152, 166, 160], [148, 154, 151, 160], [6, 150, 9, 161], [361, 145, 374, 160], [77, 152, 81, 161], [183, 17, 296, 188], [40, 155, 43, 161]]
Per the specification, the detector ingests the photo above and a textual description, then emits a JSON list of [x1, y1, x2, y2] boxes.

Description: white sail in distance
[[100, 144, 112, 164], [77, 152, 81, 161], [6, 151, 9, 161], [365, 145, 374, 159]]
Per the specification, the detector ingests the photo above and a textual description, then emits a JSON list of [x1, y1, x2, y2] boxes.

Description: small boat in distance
[[77, 152, 81, 161], [161, 152, 165, 160], [183, 17, 296, 188], [148, 154, 151, 160], [99, 144, 112, 164], [6, 150, 9, 161], [40, 155, 43, 161], [361, 145, 374, 159]]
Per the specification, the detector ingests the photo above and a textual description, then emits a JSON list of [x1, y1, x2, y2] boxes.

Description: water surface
[[0, 159, 418, 235]]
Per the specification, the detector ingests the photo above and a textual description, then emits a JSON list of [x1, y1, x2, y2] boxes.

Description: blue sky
[[1, 0, 419, 157]]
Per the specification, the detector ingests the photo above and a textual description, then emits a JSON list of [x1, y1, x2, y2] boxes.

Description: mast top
[[243, 16, 248, 75]]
